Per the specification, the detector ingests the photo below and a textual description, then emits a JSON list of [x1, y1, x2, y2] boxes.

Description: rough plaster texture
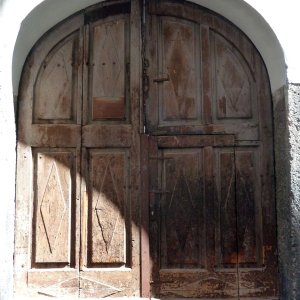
[[273, 84, 300, 299], [273, 86, 292, 299], [286, 84, 300, 298], [0, 0, 299, 299], [0, 77, 16, 299], [0, 5, 16, 299], [0, 98, 15, 299]]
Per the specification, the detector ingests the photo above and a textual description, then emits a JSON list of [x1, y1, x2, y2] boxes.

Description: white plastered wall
[[0, 0, 298, 299]]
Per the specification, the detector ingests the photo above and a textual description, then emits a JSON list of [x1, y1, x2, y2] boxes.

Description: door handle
[[153, 74, 170, 83]]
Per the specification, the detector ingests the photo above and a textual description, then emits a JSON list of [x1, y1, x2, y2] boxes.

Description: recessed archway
[[12, 0, 288, 298]]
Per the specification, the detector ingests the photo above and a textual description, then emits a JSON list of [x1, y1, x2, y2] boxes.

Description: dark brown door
[[145, 1, 277, 299]]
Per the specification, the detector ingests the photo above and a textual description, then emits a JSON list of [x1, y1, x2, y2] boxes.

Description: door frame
[[11, 0, 291, 299]]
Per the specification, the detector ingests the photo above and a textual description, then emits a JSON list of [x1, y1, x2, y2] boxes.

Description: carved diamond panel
[[215, 149, 237, 267], [161, 18, 198, 122], [37, 277, 78, 298], [168, 170, 194, 251], [80, 276, 123, 298], [88, 150, 128, 265], [95, 161, 122, 255], [161, 150, 204, 268], [40, 162, 66, 254], [34, 150, 74, 264], [214, 33, 252, 119]]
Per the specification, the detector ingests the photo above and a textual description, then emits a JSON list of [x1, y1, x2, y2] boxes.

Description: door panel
[[33, 149, 76, 265], [145, 2, 277, 299], [33, 31, 80, 123], [214, 148, 237, 268], [79, 1, 141, 297], [235, 149, 261, 266], [148, 137, 274, 298], [146, 1, 259, 140], [159, 18, 200, 123], [160, 149, 204, 268], [210, 31, 258, 140], [87, 149, 129, 266], [27, 270, 79, 298], [88, 16, 129, 121], [15, 1, 141, 298], [214, 147, 262, 268], [213, 33, 253, 120], [15, 14, 84, 297], [148, 136, 239, 298], [146, 14, 202, 133]]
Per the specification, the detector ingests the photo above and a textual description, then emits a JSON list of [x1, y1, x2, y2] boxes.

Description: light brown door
[[15, 1, 141, 298], [145, 1, 277, 299], [79, 2, 141, 297]]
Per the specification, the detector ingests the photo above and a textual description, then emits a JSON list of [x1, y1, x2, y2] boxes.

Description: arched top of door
[[13, 0, 286, 95]]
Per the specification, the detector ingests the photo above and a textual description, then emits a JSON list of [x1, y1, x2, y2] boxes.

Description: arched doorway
[[14, 0, 278, 298]]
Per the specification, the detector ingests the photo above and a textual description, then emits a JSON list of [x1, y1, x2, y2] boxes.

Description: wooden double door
[[15, 0, 277, 298]]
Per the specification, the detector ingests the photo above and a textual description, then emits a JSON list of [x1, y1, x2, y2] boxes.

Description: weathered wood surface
[[15, 14, 84, 298], [15, 0, 277, 299], [79, 1, 141, 297], [15, 0, 141, 298], [146, 1, 277, 299]]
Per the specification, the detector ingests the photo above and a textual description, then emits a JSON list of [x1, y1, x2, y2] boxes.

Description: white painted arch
[[12, 0, 286, 95]]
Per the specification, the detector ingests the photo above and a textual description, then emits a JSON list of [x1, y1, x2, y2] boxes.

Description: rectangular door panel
[[235, 148, 262, 267], [32, 149, 77, 266], [236, 148, 275, 298], [214, 147, 263, 268], [79, 271, 133, 298], [159, 17, 200, 123], [88, 15, 129, 122], [87, 149, 130, 266], [25, 148, 80, 298], [146, 14, 202, 132], [27, 270, 79, 298], [160, 149, 205, 269], [149, 136, 239, 299], [214, 148, 237, 268]]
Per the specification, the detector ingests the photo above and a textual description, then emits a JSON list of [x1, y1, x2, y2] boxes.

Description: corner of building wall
[[287, 83, 300, 299], [0, 92, 16, 300], [273, 83, 300, 299]]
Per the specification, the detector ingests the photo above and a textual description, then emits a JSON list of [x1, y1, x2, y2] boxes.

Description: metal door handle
[[153, 74, 170, 83]]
